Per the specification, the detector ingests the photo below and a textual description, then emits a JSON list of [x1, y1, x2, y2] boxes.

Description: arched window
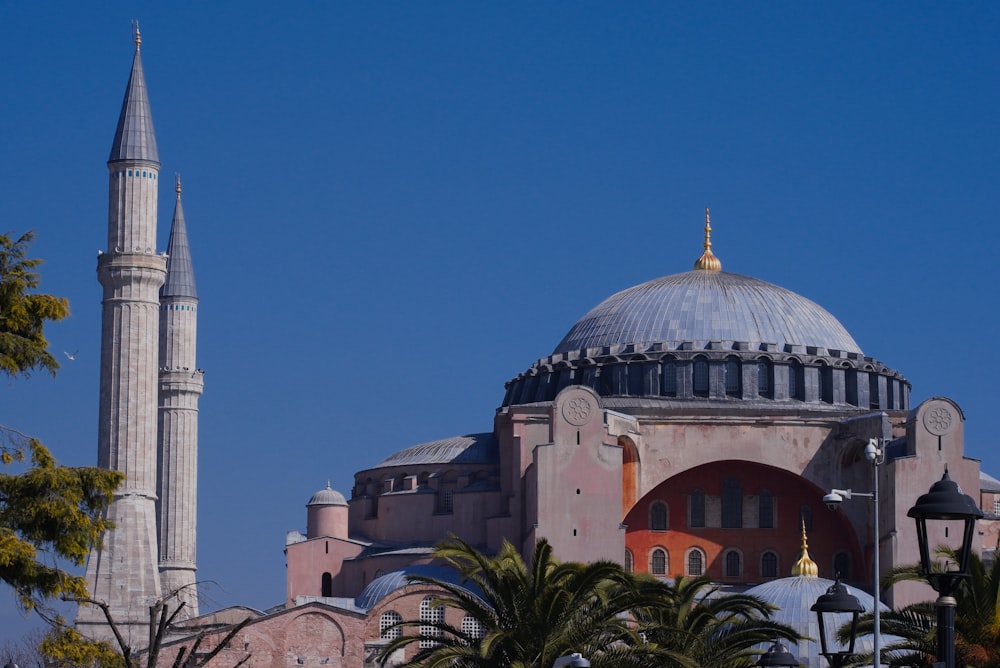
[[869, 373, 881, 409], [380, 611, 402, 640], [722, 477, 742, 528], [693, 358, 709, 397], [757, 359, 773, 398], [819, 363, 833, 403], [761, 551, 779, 578], [789, 360, 804, 400], [833, 552, 851, 580], [686, 548, 705, 576], [725, 357, 741, 397], [689, 489, 706, 528], [724, 550, 741, 577], [662, 360, 677, 397], [461, 615, 484, 641], [321, 572, 333, 597], [650, 501, 668, 531], [759, 490, 774, 529], [625, 550, 634, 573], [650, 548, 667, 575], [419, 597, 444, 648]]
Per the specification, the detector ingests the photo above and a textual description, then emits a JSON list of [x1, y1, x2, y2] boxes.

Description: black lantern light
[[907, 470, 984, 595], [757, 641, 799, 667], [811, 578, 864, 668], [907, 470, 984, 668]]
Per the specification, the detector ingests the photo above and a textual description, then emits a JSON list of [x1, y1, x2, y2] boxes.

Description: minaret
[[157, 176, 203, 618], [79, 26, 166, 644]]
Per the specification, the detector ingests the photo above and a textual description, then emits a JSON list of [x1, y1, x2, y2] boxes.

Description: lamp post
[[907, 470, 984, 668], [811, 578, 864, 667], [757, 641, 800, 667], [823, 437, 884, 667]]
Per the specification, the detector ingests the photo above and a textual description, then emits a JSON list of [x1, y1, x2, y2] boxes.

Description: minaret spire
[[79, 28, 167, 646], [157, 175, 204, 618], [693, 208, 722, 272]]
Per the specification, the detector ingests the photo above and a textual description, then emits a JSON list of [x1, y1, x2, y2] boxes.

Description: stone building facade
[[80, 29, 998, 668]]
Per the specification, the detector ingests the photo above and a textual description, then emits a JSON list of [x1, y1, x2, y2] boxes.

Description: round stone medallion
[[561, 395, 593, 426], [923, 405, 953, 436]]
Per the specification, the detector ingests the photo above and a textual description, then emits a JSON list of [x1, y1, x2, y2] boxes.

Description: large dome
[[554, 270, 862, 356]]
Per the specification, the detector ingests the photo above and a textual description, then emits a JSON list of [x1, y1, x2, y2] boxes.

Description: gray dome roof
[[374, 433, 498, 468], [554, 270, 862, 355], [745, 575, 889, 667], [307, 483, 347, 506], [355, 565, 480, 610]]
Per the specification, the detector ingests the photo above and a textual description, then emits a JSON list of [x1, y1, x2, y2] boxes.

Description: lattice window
[[693, 358, 709, 397], [722, 477, 742, 528], [759, 490, 774, 529], [757, 360, 772, 397], [419, 597, 443, 648], [624, 550, 634, 573], [461, 615, 484, 641], [725, 357, 741, 396], [380, 611, 402, 640]]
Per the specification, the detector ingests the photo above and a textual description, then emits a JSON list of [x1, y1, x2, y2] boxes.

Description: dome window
[[693, 358, 709, 397], [757, 360, 773, 398], [788, 360, 804, 401], [624, 549, 634, 573], [661, 360, 677, 397], [725, 357, 741, 397]]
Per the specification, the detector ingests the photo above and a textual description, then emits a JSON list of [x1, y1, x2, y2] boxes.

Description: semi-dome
[[555, 270, 861, 355], [374, 433, 498, 468]]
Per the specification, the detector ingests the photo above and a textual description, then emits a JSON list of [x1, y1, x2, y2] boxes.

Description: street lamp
[[811, 578, 864, 667], [757, 640, 799, 667], [907, 470, 984, 668], [823, 437, 884, 667]]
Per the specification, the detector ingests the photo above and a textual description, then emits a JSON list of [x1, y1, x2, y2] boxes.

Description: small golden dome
[[791, 520, 819, 577], [693, 208, 722, 272]]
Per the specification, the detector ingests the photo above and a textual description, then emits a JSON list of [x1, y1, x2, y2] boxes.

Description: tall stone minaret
[[78, 27, 166, 644], [157, 176, 203, 618]]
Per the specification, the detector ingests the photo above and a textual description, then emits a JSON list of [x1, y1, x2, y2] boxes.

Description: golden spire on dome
[[693, 208, 722, 272], [133, 21, 142, 51], [175, 173, 182, 195], [791, 519, 819, 577]]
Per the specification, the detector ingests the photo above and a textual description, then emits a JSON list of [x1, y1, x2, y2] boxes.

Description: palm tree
[[840, 546, 1000, 667], [633, 575, 803, 668], [377, 537, 664, 668]]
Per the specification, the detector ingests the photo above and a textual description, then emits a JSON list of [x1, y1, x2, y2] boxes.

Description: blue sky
[[1, 2, 998, 639]]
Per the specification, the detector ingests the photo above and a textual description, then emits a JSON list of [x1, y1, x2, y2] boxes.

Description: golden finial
[[133, 21, 142, 51], [791, 519, 819, 577], [175, 173, 182, 195], [693, 208, 722, 272]]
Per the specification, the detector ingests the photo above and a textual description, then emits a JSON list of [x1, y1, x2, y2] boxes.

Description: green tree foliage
[[0, 230, 69, 380], [0, 230, 124, 661], [634, 575, 802, 668], [842, 546, 1000, 667], [378, 537, 801, 668], [379, 537, 655, 668]]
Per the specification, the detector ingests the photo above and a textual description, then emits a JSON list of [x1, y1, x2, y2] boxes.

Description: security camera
[[823, 491, 844, 510]]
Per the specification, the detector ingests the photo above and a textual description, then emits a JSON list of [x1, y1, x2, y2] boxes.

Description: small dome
[[354, 565, 480, 610], [307, 482, 347, 507]]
